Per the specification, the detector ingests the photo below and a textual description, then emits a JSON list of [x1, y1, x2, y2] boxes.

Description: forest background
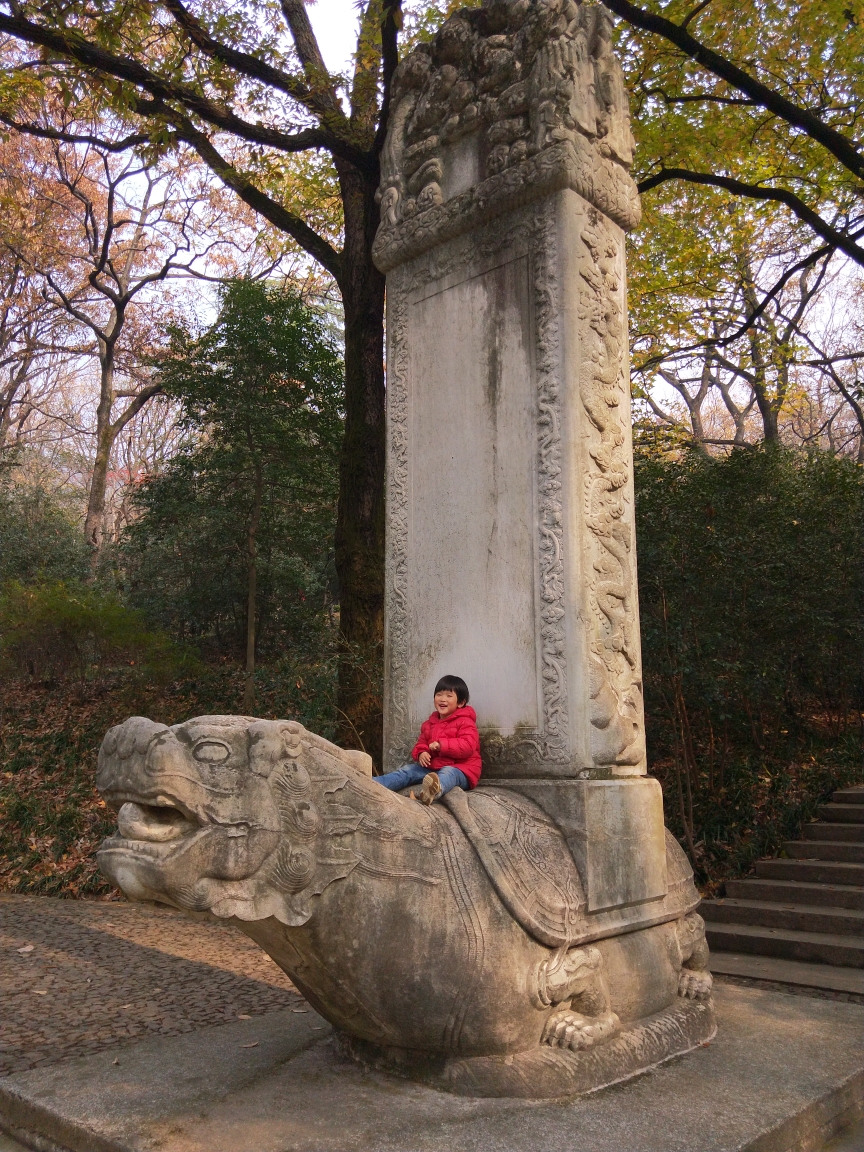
[[0, 0, 862, 898]]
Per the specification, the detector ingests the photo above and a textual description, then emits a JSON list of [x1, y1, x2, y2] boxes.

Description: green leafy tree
[[0, 479, 88, 585], [615, 0, 864, 449], [610, 0, 864, 264], [121, 279, 343, 712], [634, 440, 864, 867], [0, 580, 193, 683]]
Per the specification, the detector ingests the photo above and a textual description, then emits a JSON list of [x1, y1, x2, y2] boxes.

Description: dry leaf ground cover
[[0, 671, 334, 898], [0, 682, 120, 897]]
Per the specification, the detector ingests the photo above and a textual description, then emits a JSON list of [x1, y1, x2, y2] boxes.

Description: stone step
[[725, 877, 864, 911], [704, 922, 864, 967], [817, 804, 864, 824], [802, 821, 864, 843], [754, 858, 864, 885], [700, 897, 864, 937], [832, 787, 864, 804], [708, 950, 864, 994], [784, 840, 864, 863]]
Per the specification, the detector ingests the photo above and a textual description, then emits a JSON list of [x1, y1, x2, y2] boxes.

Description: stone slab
[[1, 984, 862, 1152], [382, 186, 647, 781], [711, 952, 864, 995], [509, 778, 667, 911]]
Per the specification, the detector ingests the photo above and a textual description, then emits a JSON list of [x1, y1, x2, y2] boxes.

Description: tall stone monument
[[94, 0, 716, 1102], [375, 0, 666, 914], [376, 0, 644, 785]]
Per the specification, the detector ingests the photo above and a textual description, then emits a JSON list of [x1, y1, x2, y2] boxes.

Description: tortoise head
[[96, 715, 372, 924]]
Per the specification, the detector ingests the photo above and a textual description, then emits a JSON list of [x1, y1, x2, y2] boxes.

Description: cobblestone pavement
[[0, 895, 308, 1077]]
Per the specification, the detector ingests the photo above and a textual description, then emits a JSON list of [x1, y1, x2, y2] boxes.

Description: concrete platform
[[0, 985, 862, 1152]]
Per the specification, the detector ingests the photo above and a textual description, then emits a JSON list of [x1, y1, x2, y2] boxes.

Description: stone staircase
[[700, 785, 864, 993]]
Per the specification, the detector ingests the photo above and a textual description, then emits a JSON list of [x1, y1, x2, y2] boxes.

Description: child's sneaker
[[419, 772, 442, 805]]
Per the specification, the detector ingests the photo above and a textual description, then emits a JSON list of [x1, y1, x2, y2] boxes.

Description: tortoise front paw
[[678, 969, 713, 1000], [542, 1008, 620, 1051]]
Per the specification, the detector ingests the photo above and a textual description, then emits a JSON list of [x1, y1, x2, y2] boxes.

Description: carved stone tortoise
[[96, 715, 715, 1097]]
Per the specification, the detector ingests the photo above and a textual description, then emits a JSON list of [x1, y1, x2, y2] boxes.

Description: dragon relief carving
[[376, 0, 636, 233], [532, 206, 570, 761], [578, 208, 645, 771], [383, 262, 413, 771]]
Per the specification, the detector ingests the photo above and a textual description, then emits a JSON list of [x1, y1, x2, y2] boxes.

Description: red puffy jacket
[[411, 705, 482, 788]]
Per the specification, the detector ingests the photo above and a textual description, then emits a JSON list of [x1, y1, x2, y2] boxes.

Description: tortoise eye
[[193, 740, 231, 764]]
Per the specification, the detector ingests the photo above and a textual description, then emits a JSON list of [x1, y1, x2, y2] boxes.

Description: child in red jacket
[[375, 675, 482, 804]]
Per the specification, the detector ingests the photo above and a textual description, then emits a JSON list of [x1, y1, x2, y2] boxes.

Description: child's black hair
[[434, 674, 470, 705]]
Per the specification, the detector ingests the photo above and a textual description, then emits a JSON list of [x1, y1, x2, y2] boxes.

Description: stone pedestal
[[510, 776, 668, 912]]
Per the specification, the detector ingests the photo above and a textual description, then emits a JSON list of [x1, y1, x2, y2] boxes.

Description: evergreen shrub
[[635, 442, 864, 885], [0, 581, 197, 683]]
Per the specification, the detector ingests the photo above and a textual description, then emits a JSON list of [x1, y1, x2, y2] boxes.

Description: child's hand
[[419, 750, 432, 768], [429, 741, 440, 753]]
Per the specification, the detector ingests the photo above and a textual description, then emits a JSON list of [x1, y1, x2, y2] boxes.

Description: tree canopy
[[613, 0, 864, 450], [1, 0, 863, 751], [120, 279, 343, 707]]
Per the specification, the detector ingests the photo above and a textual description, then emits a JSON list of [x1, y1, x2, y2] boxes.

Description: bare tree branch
[[602, 0, 864, 179], [279, 0, 345, 121], [639, 85, 756, 107], [161, 0, 351, 136], [0, 113, 149, 152], [111, 381, 163, 437], [0, 11, 369, 169], [637, 167, 864, 267], [168, 114, 343, 285]]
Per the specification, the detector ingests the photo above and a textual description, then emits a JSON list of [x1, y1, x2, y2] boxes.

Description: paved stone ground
[[0, 895, 308, 1077], [3, 897, 860, 1085]]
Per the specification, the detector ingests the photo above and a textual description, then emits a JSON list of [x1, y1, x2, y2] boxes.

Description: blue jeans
[[376, 762, 470, 795]]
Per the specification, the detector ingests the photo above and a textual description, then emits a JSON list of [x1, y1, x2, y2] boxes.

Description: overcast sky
[[307, 0, 360, 77]]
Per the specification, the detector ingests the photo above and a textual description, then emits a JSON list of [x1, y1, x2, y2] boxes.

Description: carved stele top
[[373, 0, 639, 272]]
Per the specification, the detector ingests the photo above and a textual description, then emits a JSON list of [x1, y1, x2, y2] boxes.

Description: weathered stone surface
[[382, 189, 645, 779], [1, 985, 862, 1152], [509, 777, 668, 911], [88, 0, 709, 1102], [376, 0, 645, 783], [94, 715, 713, 1097]]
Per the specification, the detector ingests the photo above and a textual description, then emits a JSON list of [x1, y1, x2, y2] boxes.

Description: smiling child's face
[[434, 689, 460, 718]]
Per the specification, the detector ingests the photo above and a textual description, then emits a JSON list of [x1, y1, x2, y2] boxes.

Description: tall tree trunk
[[740, 269, 780, 442], [243, 459, 263, 714], [84, 349, 115, 573], [333, 163, 386, 767], [750, 374, 779, 440]]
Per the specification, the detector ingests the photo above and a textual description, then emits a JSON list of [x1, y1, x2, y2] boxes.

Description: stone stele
[[95, 0, 716, 1099]]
